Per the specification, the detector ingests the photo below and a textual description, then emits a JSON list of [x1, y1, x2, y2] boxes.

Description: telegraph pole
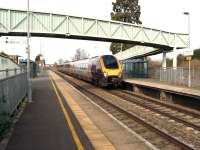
[[27, 0, 32, 102]]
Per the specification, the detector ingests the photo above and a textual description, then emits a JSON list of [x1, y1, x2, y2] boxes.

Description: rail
[[54, 70, 196, 149]]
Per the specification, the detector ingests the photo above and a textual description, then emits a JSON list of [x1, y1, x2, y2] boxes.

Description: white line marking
[[62, 75, 159, 150]]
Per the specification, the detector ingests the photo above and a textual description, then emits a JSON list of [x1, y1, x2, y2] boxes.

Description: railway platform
[[4, 71, 94, 150], [3, 70, 154, 150], [124, 78, 200, 101]]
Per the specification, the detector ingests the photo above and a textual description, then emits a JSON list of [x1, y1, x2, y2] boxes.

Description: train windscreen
[[102, 55, 119, 69]]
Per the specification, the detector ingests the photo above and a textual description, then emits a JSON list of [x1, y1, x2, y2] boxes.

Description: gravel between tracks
[[56, 71, 199, 149]]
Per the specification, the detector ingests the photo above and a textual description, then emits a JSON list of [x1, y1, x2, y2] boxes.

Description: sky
[[0, 0, 199, 64]]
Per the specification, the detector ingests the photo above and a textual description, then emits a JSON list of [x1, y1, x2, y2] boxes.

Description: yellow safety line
[[49, 75, 84, 150]]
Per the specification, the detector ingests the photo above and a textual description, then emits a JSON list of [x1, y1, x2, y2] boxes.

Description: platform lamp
[[27, 0, 32, 102], [183, 12, 191, 87]]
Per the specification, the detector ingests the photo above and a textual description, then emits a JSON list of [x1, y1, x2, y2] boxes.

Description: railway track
[[109, 90, 200, 131], [54, 70, 199, 150]]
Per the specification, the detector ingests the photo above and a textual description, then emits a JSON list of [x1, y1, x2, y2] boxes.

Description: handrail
[[0, 68, 26, 80], [0, 68, 22, 72]]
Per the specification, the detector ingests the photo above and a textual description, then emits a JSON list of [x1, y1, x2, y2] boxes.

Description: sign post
[[184, 50, 193, 87]]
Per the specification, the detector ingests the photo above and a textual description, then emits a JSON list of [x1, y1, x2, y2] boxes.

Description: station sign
[[186, 56, 192, 61], [183, 50, 194, 56], [183, 50, 193, 61]]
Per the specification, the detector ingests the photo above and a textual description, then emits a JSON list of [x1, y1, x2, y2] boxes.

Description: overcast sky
[[0, 0, 199, 64]]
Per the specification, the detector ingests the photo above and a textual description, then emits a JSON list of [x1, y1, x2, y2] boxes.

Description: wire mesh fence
[[0, 68, 25, 80], [149, 67, 200, 88], [0, 70, 27, 133]]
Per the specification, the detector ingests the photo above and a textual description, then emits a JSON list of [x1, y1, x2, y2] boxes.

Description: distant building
[[35, 54, 45, 71], [0, 52, 20, 70], [9, 55, 21, 64], [0, 52, 21, 79], [19, 59, 37, 78]]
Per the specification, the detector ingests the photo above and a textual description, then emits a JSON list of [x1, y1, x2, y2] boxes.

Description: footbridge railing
[[0, 8, 189, 50]]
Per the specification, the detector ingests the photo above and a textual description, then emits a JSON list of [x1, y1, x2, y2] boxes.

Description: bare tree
[[58, 58, 64, 65], [72, 48, 89, 61]]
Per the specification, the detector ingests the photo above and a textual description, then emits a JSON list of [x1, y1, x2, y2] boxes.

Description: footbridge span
[[0, 8, 188, 51]]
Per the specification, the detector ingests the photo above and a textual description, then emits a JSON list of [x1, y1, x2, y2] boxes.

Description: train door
[[91, 58, 101, 85]]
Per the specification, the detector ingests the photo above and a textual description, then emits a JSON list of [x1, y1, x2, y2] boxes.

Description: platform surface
[[124, 78, 200, 99], [49, 71, 116, 150], [5, 71, 94, 150], [50, 71, 153, 150]]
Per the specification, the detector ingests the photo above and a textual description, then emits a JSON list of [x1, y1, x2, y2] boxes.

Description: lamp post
[[183, 12, 191, 87], [183, 12, 192, 87], [27, 0, 32, 102]]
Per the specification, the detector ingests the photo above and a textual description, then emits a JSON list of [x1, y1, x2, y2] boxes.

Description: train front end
[[100, 55, 122, 87]]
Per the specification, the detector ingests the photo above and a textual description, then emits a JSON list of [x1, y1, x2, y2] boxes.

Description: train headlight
[[103, 72, 108, 78]]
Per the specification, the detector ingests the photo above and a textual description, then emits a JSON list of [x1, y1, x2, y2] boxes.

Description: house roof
[[0, 51, 9, 58], [0, 51, 20, 66]]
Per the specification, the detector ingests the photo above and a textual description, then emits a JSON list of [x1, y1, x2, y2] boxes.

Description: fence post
[[159, 68, 161, 81], [15, 68, 17, 75], [6, 68, 9, 77]]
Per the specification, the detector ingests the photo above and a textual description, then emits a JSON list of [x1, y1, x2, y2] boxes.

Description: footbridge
[[0, 8, 188, 51]]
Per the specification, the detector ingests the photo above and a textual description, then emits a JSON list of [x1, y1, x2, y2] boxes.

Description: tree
[[72, 48, 89, 61], [147, 57, 161, 78], [110, 0, 142, 54], [111, 0, 142, 24], [58, 58, 64, 65], [177, 54, 185, 66], [193, 48, 200, 60], [166, 58, 173, 67]]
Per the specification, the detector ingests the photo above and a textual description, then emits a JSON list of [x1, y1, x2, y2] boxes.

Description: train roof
[[61, 55, 117, 65]]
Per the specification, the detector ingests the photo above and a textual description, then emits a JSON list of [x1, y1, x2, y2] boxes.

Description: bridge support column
[[162, 52, 167, 69], [173, 47, 177, 69], [143, 57, 148, 78]]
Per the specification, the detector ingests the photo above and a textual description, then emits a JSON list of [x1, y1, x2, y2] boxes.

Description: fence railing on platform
[[150, 67, 200, 88], [0, 70, 27, 128], [0, 68, 26, 80]]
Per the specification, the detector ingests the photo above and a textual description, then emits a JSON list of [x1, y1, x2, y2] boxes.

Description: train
[[56, 55, 123, 87]]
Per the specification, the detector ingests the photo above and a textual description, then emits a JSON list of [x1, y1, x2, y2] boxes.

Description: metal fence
[[0, 71, 27, 123], [122, 59, 148, 79], [0, 68, 26, 80], [151, 68, 200, 88]]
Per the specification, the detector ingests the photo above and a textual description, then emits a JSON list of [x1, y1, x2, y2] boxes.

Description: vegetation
[[58, 58, 64, 65], [168, 49, 200, 69], [111, 0, 142, 23], [193, 48, 200, 60], [148, 48, 200, 72], [110, 0, 142, 54], [147, 57, 161, 78], [72, 48, 89, 61]]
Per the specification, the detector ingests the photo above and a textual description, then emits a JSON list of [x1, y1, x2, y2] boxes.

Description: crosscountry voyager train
[[57, 55, 122, 87]]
